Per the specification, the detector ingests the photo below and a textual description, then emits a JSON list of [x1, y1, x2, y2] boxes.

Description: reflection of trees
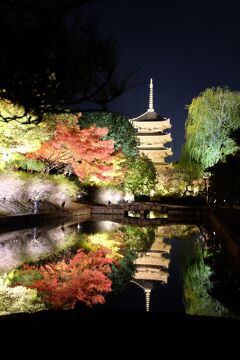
[[12, 249, 113, 309], [122, 226, 155, 252], [205, 244, 240, 318], [162, 224, 200, 241], [0, 225, 65, 273], [108, 250, 136, 293], [183, 241, 228, 317], [2, 222, 160, 310], [0, 276, 45, 315], [87, 230, 125, 261], [170, 224, 234, 317], [85, 228, 139, 294]]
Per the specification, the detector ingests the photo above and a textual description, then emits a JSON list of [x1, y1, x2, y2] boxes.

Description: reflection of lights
[[149, 211, 168, 219], [98, 221, 120, 232], [128, 211, 140, 218], [123, 192, 134, 203], [31, 227, 38, 242], [77, 223, 81, 231]]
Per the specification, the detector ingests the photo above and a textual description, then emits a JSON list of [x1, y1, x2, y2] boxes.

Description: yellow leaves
[[88, 232, 124, 261], [0, 97, 38, 122]]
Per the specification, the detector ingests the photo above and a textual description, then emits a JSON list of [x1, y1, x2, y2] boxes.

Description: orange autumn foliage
[[26, 121, 117, 181], [21, 249, 113, 309]]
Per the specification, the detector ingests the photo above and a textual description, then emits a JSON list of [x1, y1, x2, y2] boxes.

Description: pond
[[0, 216, 239, 318]]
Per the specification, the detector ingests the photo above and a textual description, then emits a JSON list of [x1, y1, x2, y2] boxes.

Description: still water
[[0, 217, 238, 317]]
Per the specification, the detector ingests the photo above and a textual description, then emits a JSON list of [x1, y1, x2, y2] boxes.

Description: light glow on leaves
[[184, 87, 240, 169], [0, 276, 45, 315], [26, 122, 119, 182], [14, 249, 113, 309]]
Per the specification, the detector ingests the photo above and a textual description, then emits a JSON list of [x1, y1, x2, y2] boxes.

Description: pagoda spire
[[148, 78, 154, 112], [145, 288, 151, 312]]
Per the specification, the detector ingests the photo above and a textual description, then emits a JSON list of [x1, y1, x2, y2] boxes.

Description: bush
[[0, 171, 79, 214]]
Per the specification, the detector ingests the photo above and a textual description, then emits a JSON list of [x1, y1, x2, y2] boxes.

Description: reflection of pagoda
[[129, 79, 173, 166], [131, 227, 171, 312]]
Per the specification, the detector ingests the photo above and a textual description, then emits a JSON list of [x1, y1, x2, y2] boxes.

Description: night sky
[[92, 0, 240, 161]]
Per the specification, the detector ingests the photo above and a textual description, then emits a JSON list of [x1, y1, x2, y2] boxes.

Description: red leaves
[[26, 122, 116, 181], [24, 249, 113, 309]]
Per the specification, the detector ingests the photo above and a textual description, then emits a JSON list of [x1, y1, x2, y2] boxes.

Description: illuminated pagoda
[[129, 79, 172, 166]]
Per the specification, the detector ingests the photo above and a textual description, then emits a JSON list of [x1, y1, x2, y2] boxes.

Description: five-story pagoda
[[129, 79, 172, 167]]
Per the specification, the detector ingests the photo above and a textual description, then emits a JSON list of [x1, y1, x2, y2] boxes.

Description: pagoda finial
[[148, 78, 154, 112], [145, 288, 151, 312]]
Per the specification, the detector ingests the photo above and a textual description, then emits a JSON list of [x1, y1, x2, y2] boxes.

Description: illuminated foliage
[[0, 99, 80, 171], [0, 171, 78, 214], [122, 226, 155, 252], [154, 164, 187, 196], [0, 98, 56, 169], [26, 121, 121, 182], [0, 97, 38, 124], [0, 276, 45, 315], [80, 112, 138, 157], [123, 154, 157, 196], [13, 249, 113, 309], [183, 243, 228, 317], [0, 100, 125, 185], [108, 249, 136, 293], [183, 87, 240, 169], [88, 231, 125, 261]]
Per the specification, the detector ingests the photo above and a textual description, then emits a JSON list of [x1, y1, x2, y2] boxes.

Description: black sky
[[92, 0, 240, 161]]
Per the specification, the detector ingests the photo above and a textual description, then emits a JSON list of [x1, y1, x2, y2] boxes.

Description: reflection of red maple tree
[[22, 249, 113, 309], [26, 121, 116, 181]]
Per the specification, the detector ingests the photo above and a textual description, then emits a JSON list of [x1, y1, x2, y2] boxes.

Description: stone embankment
[[0, 202, 90, 231]]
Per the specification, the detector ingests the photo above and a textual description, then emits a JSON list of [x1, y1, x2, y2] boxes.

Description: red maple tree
[[26, 121, 117, 181], [18, 249, 113, 309]]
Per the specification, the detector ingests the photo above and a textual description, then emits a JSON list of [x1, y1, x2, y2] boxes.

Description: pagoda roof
[[130, 110, 167, 122]]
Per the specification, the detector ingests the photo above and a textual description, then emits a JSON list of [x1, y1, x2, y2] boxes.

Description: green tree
[[123, 154, 157, 196], [108, 249, 136, 293], [183, 87, 240, 170], [183, 242, 228, 317], [123, 226, 155, 252], [80, 112, 138, 157]]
